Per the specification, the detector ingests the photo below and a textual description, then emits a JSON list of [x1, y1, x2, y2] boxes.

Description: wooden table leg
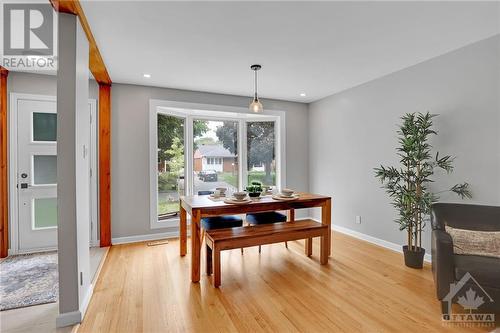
[[322, 198, 332, 256], [286, 209, 295, 249], [191, 209, 201, 282], [180, 205, 187, 256], [305, 238, 313, 257], [206, 244, 212, 276], [213, 247, 221, 288], [320, 233, 328, 264]]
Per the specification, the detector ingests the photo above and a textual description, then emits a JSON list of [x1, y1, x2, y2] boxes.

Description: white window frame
[[149, 100, 286, 229]]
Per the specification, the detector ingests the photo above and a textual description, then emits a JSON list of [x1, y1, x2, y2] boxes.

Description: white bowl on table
[[280, 188, 294, 197], [232, 191, 247, 201], [216, 187, 227, 195]]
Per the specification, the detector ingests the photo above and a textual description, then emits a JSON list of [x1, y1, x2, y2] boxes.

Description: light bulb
[[249, 98, 263, 113]]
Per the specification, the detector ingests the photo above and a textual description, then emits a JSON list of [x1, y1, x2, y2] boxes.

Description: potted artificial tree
[[374, 112, 471, 269]]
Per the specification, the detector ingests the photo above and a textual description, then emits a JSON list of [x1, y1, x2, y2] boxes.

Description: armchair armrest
[[432, 229, 455, 300]]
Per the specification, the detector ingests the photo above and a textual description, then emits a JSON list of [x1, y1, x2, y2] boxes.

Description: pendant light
[[249, 64, 263, 113]]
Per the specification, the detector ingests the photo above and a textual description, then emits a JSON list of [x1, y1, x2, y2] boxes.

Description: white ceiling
[[81, 1, 500, 103]]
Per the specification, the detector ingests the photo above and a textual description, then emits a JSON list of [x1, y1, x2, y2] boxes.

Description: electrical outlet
[[355, 216, 361, 224]]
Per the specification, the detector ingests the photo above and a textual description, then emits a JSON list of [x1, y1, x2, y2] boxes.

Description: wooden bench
[[205, 219, 329, 287]]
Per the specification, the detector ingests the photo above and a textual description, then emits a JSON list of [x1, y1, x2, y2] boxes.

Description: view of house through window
[[247, 121, 276, 186], [154, 107, 281, 222], [193, 120, 239, 196], [157, 114, 185, 218]]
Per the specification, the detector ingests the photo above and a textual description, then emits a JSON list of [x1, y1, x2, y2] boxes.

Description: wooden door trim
[[1, 66, 9, 258], [49, 0, 112, 85], [98, 84, 111, 247], [50, 0, 113, 247]]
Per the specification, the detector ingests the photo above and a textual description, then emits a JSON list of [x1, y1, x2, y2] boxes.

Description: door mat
[[0, 252, 58, 311]]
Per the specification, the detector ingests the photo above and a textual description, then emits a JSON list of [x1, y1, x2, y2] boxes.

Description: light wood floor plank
[[79, 233, 498, 332]]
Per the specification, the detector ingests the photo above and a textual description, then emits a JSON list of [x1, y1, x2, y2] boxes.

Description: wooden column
[[99, 83, 111, 247], [50, 0, 112, 249], [0, 67, 8, 258]]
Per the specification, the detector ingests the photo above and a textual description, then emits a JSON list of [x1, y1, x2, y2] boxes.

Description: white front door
[[17, 99, 58, 251], [15, 95, 96, 253]]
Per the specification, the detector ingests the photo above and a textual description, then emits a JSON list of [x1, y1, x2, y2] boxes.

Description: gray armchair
[[431, 203, 500, 314]]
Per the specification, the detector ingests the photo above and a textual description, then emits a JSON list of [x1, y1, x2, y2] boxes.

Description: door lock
[[21, 173, 28, 179]]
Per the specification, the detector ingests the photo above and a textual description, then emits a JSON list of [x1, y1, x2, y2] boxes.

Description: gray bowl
[[233, 191, 247, 200]]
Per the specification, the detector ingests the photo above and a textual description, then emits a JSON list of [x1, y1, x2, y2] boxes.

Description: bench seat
[[205, 219, 329, 287]]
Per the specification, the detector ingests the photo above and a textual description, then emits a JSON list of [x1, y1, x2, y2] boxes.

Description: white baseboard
[[301, 217, 432, 263], [79, 282, 94, 320], [110, 220, 432, 262], [56, 310, 82, 328], [111, 231, 179, 245], [8, 246, 57, 256], [9, 242, 100, 255], [56, 256, 101, 328]]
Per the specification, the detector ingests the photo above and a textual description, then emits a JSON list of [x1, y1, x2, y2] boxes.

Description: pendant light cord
[[254, 69, 258, 100]]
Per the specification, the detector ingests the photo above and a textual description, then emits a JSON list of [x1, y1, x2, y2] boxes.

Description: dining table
[[179, 192, 332, 282]]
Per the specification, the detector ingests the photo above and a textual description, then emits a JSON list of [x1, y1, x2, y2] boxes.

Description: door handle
[[20, 183, 29, 189]]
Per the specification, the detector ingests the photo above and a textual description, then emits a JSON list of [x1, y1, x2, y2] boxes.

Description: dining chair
[[245, 211, 288, 253], [197, 191, 244, 253]]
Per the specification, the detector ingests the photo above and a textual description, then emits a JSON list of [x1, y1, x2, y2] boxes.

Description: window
[[156, 114, 185, 219], [33, 112, 57, 142], [206, 157, 223, 165], [150, 100, 285, 229], [33, 198, 57, 229], [247, 121, 276, 186], [33, 155, 57, 185], [193, 119, 238, 197]]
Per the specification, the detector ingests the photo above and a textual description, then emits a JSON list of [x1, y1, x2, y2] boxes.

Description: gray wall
[[7, 72, 98, 98], [7, 72, 308, 240], [111, 84, 309, 238], [308, 35, 500, 251], [9, 35, 498, 249]]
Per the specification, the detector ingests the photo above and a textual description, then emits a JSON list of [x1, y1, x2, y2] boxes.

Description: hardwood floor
[[79, 233, 498, 332], [0, 247, 107, 333]]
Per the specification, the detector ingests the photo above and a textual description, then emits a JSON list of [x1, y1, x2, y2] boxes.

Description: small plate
[[272, 194, 299, 201], [224, 198, 252, 205]]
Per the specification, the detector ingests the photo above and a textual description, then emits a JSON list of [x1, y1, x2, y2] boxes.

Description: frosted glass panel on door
[[34, 198, 57, 228], [33, 155, 57, 185], [33, 112, 57, 141]]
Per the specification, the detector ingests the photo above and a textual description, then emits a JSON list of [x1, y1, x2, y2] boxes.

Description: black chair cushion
[[454, 254, 500, 288], [201, 215, 243, 230], [198, 190, 213, 196], [246, 212, 287, 225]]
